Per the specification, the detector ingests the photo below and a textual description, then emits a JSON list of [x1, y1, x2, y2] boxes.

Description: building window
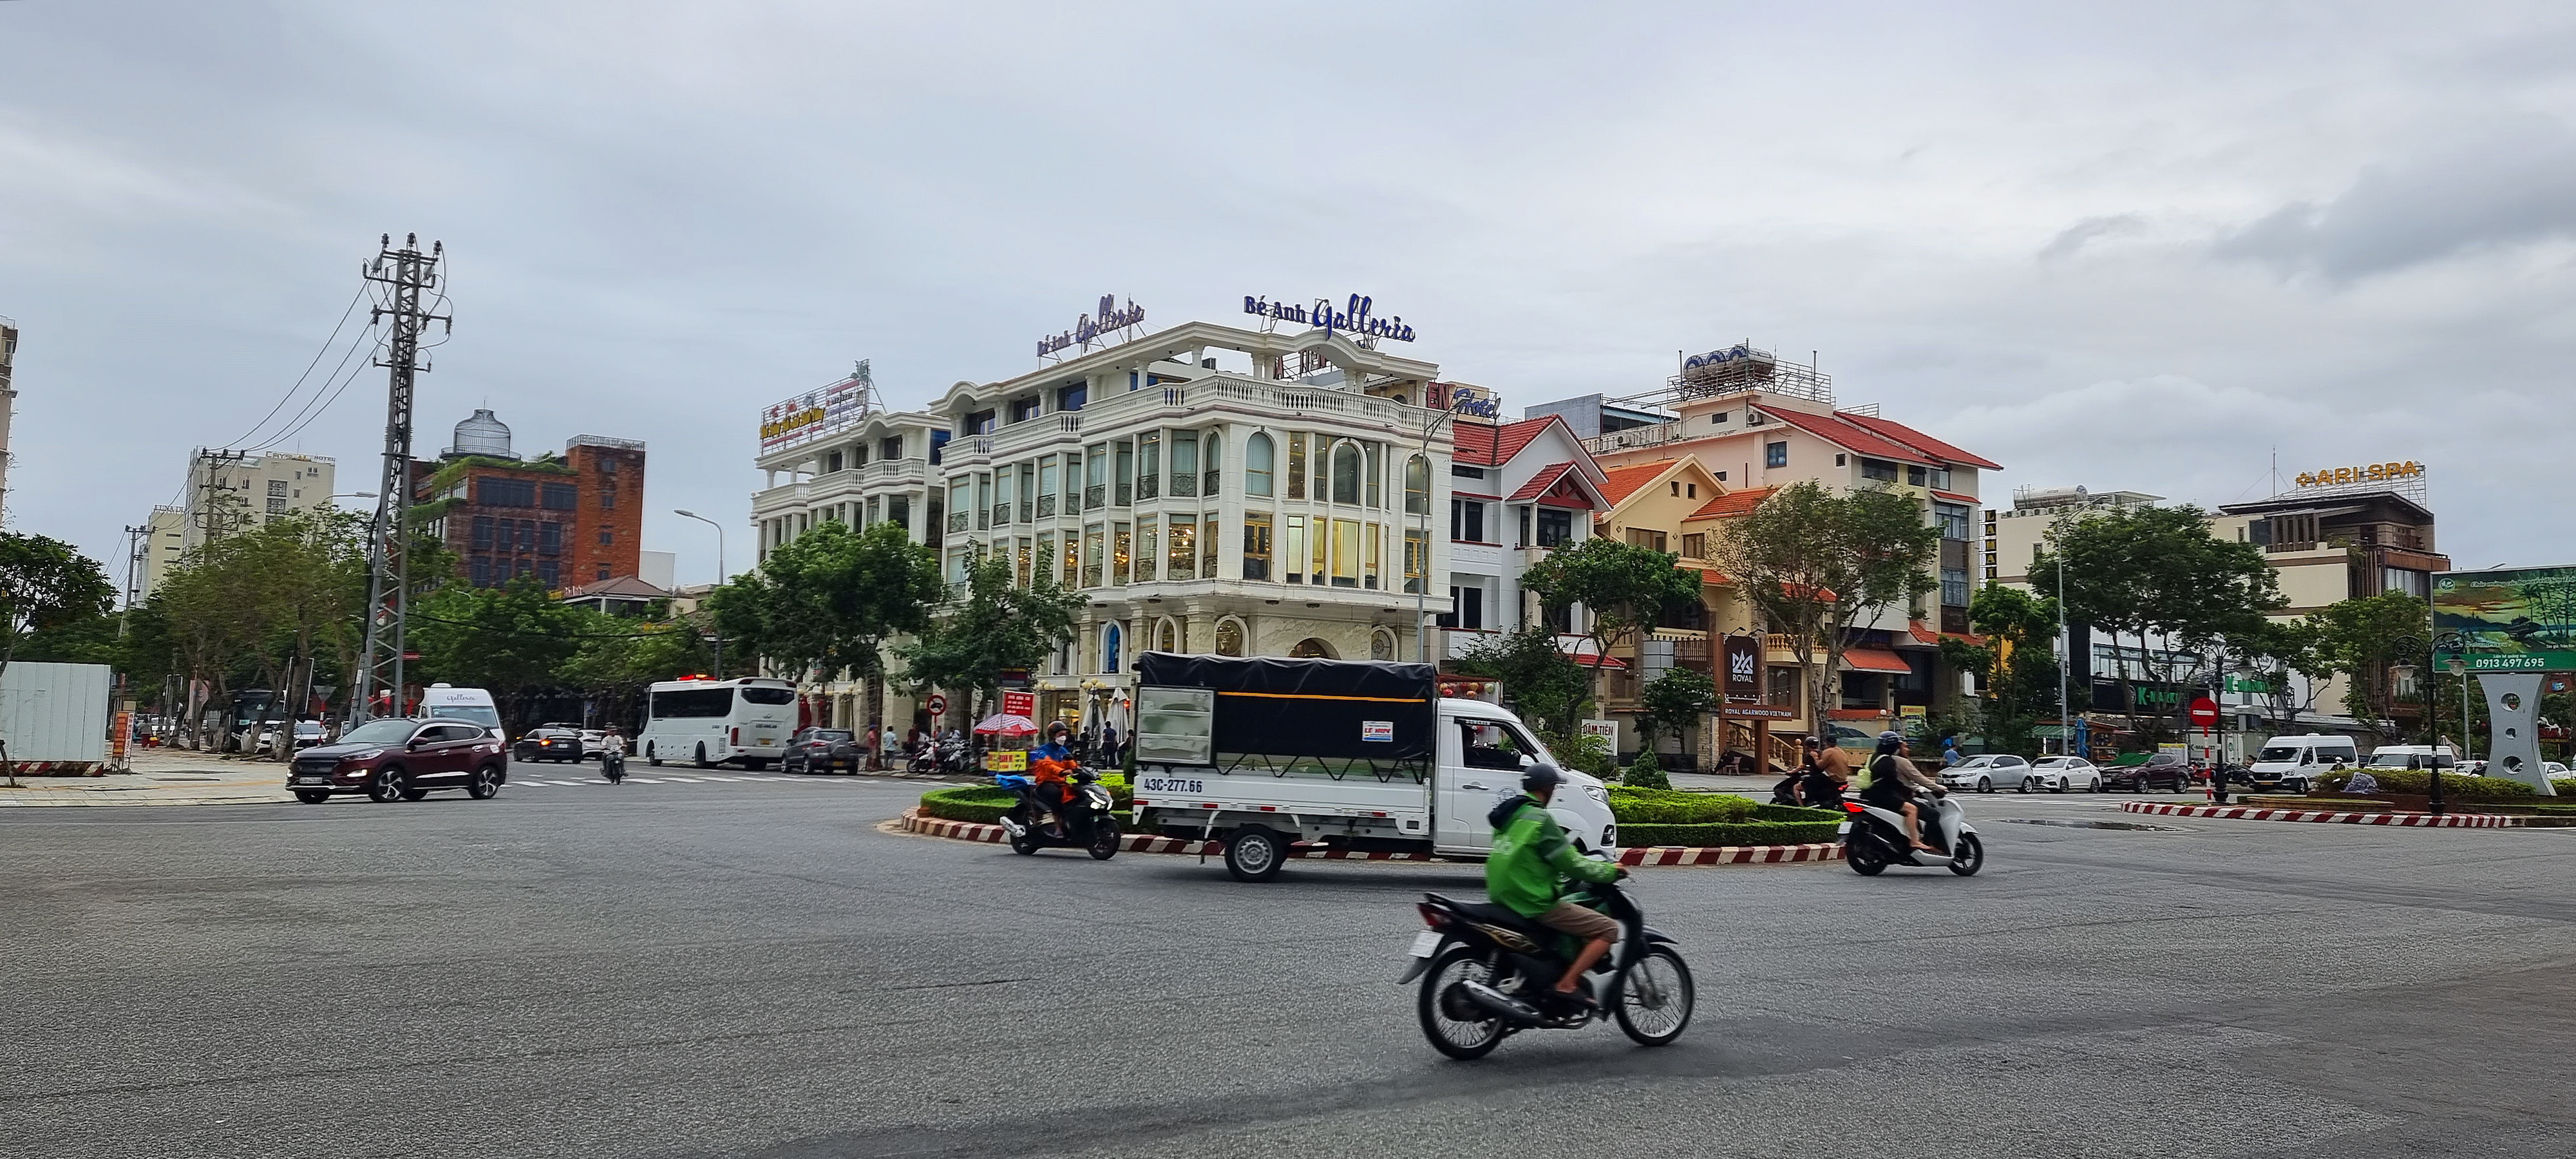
[[1765, 442, 1789, 469], [1244, 511, 1273, 580], [538, 560, 560, 586], [1537, 508, 1573, 548], [1681, 532, 1705, 558], [1450, 498, 1485, 543], [267, 480, 288, 496], [827, 451, 844, 473], [481, 478, 536, 507], [1166, 514, 1197, 580], [1283, 515, 1307, 584], [887, 495, 908, 530], [967, 408, 996, 435], [1136, 518, 1159, 582], [1906, 464, 1926, 487], [1114, 441, 1134, 506], [1365, 442, 1384, 508], [471, 516, 494, 549], [267, 497, 289, 514], [1626, 528, 1667, 552], [1153, 617, 1179, 653], [1060, 531, 1079, 585], [1405, 455, 1430, 518], [1245, 433, 1274, 496], [470, 556, 491, 587], [1331, 443, 1362, 505], [1286, 433, 1307, 500], [600, 488, 616, 509], [1137, 431, 1162, 500], [1215, 617, 1245, 657], [539, 522, 563, 556], [1403, 529, 1428, 594], [516, 520, 536, 551], [540, 483, 576, 510], [1451, 464, 1485, 480], [1517, 506, 1531, 548], [1009, 396, 1041, 424], [598, 529, 612, 545], [882, 435, 904, 460], [1444, 585, 1486, 630], [1201, 432, 1222, 498], [1942, 567, 1970, 607], [1057, 382, 1086, 413], [597, 566, 611, 581], [1860, 458, 1899, 482], [1170, 432, 1198, 498], [1934, 502, 1971, 541]]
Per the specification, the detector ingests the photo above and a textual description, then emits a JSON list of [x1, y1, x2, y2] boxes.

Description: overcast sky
[[7, 1, 2575, 587]]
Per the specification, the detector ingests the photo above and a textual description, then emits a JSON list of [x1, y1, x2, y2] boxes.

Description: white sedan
[[1941, 753, 2035, 792], [2022, 756, 2105, 793]]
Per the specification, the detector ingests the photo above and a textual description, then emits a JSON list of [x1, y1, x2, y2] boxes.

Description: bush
[[2320, 770, 2534, 797], [1619, 819, 1842, 847], [1752, 802, 1845, 824], [2554, 778, 2576, 795], [1609, 787, 1754, 825], [1546, 729, 1616, 780], [1622, 749, 1671, 789]]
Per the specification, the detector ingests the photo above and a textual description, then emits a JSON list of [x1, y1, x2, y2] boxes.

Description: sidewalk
[[0, 749, 292, 807]]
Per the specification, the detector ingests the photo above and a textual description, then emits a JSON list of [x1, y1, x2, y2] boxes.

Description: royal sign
[[1037, 294, 1146, 358], [2296, 461, 2423, 488], [1242, 294, 1417, 343]]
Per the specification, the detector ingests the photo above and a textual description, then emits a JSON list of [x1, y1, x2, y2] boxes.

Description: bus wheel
[[646, 743, 661, 767], [695, 744, 713, 769]]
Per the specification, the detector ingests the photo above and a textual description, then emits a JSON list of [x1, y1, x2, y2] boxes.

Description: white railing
[[1580, 420, 1688, 456]]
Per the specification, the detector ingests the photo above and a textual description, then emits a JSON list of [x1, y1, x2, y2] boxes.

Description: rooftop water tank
[[452, 408, 515, 460]]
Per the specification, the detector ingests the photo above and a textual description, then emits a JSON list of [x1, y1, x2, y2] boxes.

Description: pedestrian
[[1103, 721, 1121, 766], [1942, 735, 1963, 768]]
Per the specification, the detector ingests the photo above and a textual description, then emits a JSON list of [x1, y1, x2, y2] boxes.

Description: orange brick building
[[414, 410, 647, 590]]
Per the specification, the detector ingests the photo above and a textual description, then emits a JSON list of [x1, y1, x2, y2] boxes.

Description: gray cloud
[[2215, 115, 2576, 281], [2038, 214, 2148, 262]]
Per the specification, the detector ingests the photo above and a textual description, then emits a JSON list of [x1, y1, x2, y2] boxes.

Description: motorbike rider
[[1795, 736, 1846, 807], [1860, 731, 1944, 852], [1487, 763, 1625, 1008], [1028, 721, 1079, 836]]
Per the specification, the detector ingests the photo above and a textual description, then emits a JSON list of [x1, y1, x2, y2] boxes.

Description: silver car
[[2023, 756, 2105, 793], [1940, 753, 2034, 793]]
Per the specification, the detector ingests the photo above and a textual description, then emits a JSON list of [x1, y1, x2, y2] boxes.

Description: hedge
[[2320, 771, 2533, 797], [918, 780, 1135, 826], [1609, 787, 1756, 825], [1618, 819, 1842, 847]]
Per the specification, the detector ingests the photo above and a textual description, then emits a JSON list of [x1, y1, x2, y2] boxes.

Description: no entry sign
[[2188, 697, 2220, 728]]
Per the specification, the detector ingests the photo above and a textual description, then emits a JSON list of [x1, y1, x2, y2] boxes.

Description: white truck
[[1125, 652, 1618, 882]]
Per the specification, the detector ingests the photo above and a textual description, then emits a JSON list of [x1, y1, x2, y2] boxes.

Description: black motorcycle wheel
[[1417, 948, 1506, 1060], [1947, 832, 1986, 876], [1007, 806, 1039, 855], [1086, 816, 1121, 860], [1846, 839, 1889, 876], [1612, 945, 1696, 1046]]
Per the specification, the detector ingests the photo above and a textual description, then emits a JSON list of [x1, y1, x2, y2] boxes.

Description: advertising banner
[[2434, 566, 2576, 672], [1722, 636, 1761, 699], [1001, 690, 1036, 718]]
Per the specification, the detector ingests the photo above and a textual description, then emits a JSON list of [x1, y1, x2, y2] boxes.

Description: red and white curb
[[2119, 800, 2526, 828], [900, 810, 1842, 866]]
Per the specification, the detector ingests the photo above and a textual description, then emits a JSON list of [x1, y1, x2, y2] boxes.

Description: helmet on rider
[[1522, 762, 1564, 798], [1875, 730, 1905, 755], [1046, 720, 1071, 742]]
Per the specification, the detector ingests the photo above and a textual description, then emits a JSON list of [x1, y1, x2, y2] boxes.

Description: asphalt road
[[5, 768, 2570, 1158]]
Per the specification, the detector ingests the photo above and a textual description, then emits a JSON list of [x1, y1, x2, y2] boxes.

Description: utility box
[[1, 662, 112, 772]]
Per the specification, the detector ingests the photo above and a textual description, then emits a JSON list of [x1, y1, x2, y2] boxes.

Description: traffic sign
[[925, 693, 947, 715], [2188, 697, 2220, 728]]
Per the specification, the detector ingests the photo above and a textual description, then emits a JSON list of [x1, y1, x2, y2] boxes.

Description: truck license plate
[[1407, 930, 1441, 958], [1140, 777, 1204, 795]]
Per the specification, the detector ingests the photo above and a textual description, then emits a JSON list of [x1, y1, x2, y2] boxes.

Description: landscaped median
[[906, 783, 1848, 867], [2119, 800, 2530, 828]]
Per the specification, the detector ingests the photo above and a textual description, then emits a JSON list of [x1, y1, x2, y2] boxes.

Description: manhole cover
[[1997, 818, 2185, 832]]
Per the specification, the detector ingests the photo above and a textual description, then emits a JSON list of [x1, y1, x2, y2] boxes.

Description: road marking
[[664, 777, 705, 782], [627, 778, 667, 784]]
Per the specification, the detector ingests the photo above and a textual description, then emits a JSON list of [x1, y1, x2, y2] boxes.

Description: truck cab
[[1441, 702, 1616, 854]]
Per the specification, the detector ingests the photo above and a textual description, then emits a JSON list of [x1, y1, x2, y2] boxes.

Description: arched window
[[1202, 431, 1222, 497], [1289, 637, 1338, 659], [1370, 628, 1396, 662], [1245, 433, 1274, 497], [1154, 617, 1180, 653], [1404, 455, 1429, 516], [1331, 442, 1362, 505], [1215, 617, 1245, 657]]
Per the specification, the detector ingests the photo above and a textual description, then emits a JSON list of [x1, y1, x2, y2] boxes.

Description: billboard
[[2434, 566, 2576, 672], [759, 362, 876, 453]]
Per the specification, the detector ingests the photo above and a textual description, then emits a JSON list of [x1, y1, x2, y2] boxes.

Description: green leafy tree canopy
[[1520, 535, 1704, 684], [898, 553, 1084, 721], [1716, 480, 1939, 725], [1454, 627, 1593, 738], [710, 520, 942, 685]]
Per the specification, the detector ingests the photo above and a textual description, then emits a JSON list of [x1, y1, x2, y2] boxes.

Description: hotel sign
[[759, 362, 875, 452], [1427, 382, 1502, 421], [1037, 294, 1146, 358], [1243, 293, 1417, 343], [2295, 460, 2423, 489]]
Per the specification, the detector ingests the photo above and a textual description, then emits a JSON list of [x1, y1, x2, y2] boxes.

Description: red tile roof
[[1834, 411, 2005, 471], [1452, 415, 1563, 467], [1507, 462, 1577, 502], [1756, 407, 1936, 465], [1698, 569, 1732, 586], [1929, 489, 1980, 505], [1687, 485, 1777, 520], [1598, 460, 1676, 505], [1841, 646, 1914, 674]]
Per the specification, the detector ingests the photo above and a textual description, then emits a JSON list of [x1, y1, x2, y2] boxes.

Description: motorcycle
[[992, 768, 1121, 860], [1837, 788, 1984, 876], [1401, 871, 1695, 1059], [600, 745, 625, 785]]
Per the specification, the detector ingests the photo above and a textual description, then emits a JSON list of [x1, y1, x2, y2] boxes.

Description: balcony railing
[[1137, 476, 1159, 500], [947, 512, 969, 532], [1170, 473, 1196, 498], [1037, 495, 1056, 518], [1203, 469, 1220, 497], [1115, 482, 1133, 506], [992, 504, 1010, 527], [1085, 484, 1106, 509]]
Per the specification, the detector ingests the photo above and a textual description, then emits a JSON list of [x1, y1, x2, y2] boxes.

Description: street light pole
[[675, 509, 727, 677], [1413, 404, 1455, 667], [2056, 550, 2070, 759]]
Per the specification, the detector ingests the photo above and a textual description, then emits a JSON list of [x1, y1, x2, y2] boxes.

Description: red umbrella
[[973, 713, 1039, 737]]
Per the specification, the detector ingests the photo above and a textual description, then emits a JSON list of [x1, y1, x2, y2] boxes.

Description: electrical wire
[[223, 281, 371, 450], [245, 319, 385, 453]]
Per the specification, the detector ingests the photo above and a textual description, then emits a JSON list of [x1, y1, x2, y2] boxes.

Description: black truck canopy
[[1135, 652, 1437, 765]]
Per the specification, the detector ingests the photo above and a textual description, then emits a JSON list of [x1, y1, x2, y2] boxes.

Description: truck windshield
[[2256, 746, 2301, 762]]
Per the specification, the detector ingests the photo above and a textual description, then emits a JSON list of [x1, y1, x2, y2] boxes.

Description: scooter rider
[[1487, 763, 1625, 1008], [1029, 721, 1078, 837], [1861, 731, 1944, 852]]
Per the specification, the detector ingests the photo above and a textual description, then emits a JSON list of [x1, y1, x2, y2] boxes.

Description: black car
[[2103, 753, 2192, 793], [782, 728, 864, 775], [513, 724, 588, 764]]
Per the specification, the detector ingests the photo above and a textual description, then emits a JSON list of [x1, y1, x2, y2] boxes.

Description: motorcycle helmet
[[1875, 730, 1904, 755], [1046, 720, 1071, 742], [1522, 762, 1565, 795]]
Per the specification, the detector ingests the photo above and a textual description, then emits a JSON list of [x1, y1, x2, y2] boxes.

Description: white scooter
[[1837, 788, 1984, 876]]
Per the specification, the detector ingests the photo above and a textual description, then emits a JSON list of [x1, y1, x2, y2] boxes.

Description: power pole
[[352, 234, 449, 722], [119, 522, 148, 621]]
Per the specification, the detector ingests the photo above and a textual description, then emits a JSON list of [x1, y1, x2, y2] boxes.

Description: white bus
[[639, 677, 798, 769]]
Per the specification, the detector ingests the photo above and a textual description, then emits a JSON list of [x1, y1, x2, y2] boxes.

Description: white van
[[2247, 733, 2362, 793], [419, 684, 506, 742], [2362, 744, 2457, 771]]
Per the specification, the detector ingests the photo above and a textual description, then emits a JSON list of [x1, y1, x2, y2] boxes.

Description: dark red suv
[[289, 717, 509, 804]]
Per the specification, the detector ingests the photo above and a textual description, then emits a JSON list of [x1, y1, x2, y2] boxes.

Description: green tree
[[1938, 584, 2062, 759], [898, 554, 1084, 721], [2311, 592, 2432, 746], [0, 532, 117, 782], [2231, 617, 2334, 737], [554, 605, 710, 730], [1638, 666, 1717, 764], [1716, 481, 1940, 727], [709, 521, 942, 687], [2033, 504, 2282, 747], [410, 577, 587, 728], [1519, 535, 1705, 692], [1454, 627, 1593, 738]]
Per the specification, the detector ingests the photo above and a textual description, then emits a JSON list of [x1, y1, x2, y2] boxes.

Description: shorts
[[1535, 900, 1620, 943]]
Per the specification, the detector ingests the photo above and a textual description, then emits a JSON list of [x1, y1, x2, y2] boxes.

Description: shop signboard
[[759, 361, 875, 453], [2435, 566, 2576, 672], [1001, 690, 1036, 718], [1580, 719, 1618, 749], [1722, 636, 1761, 699]]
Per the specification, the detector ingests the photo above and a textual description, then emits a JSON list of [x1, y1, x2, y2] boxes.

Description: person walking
[[1102, 721, 1122, 767]]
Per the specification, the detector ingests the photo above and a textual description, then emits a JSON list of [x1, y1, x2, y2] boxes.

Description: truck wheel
[[1224, 826, 1286, 883]]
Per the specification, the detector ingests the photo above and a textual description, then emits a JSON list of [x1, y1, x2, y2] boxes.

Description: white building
[[1438, 411, 1609, 659], [0, 316, 17, 524], [139, 450, 339, 597], [752, 318, 1460, 735]]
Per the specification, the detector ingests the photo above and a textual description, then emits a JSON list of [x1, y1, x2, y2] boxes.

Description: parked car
[[2023, 756, 2105, 793], [1940, 753, 2034, 793], [512, 724, 589, 764], [2105, 753, 2192, 793], [288, 717, 508, 804], [781, 727, 865, 775], [576, 728, 620, 759]]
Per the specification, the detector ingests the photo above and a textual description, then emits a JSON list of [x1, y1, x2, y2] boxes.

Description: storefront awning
[[1841, 647, 1913, 674]]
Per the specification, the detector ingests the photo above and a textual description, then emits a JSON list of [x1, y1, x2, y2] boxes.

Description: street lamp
[[1412, 403, 1455, 667], [674, 509, 727, 677], [2393, 645, 2442, 816]]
